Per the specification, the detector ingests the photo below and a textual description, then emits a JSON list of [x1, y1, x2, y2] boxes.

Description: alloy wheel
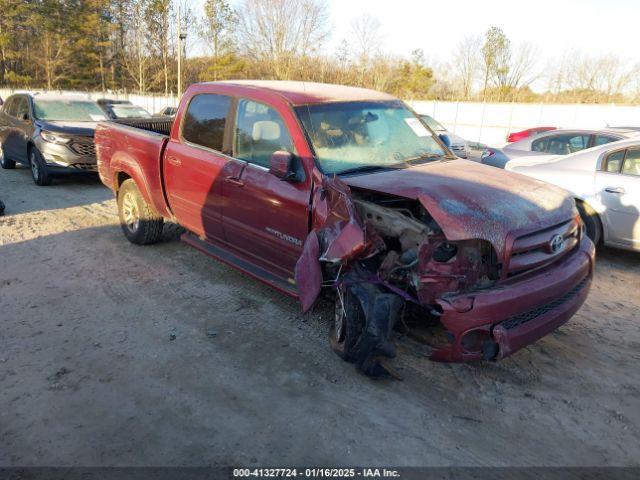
[[121, 192, 140, 233]]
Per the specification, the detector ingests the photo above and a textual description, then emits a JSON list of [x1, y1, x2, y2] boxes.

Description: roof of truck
[[211, 80, 396, 105]]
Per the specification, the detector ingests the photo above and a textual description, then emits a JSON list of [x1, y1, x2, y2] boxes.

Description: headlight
[[40, 131, 71, 144]]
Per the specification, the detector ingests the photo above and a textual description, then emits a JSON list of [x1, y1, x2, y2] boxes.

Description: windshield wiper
[[336, 164, 405, 176], [405, 153, 445, 164]]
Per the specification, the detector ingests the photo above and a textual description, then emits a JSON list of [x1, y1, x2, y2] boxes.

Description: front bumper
[[431, 235, 595, 362], [36, 137, 98, 173]]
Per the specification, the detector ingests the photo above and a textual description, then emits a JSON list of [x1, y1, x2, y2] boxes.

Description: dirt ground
[[1, 166, 639, 467]]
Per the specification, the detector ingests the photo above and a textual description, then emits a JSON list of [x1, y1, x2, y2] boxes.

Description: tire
[[29, 147, 52, 186], [117, 179, 164, 245], [329, 284, 364, 361], [0, 143, 16, 169], [576, 200, 602, 246]]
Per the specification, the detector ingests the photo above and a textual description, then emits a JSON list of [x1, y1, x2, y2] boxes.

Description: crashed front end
[[296, 171, 594, 375]]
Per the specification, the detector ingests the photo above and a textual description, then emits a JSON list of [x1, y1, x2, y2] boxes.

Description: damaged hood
[[342, 159, 576, 256]]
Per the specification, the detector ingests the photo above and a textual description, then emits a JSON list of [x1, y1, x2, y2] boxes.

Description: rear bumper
[[431, 235, 595, 362]]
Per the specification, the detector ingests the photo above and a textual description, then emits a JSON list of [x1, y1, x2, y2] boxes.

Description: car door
[[163, 93, 233, 240], [0, 96, 24, 161], [11, 96, 32, 162], [0, 96, 16, 158], [595, 147, 640, 249], [221, 98, 311, 277]]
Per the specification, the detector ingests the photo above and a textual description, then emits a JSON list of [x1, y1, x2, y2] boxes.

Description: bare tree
[[452, 35, 481, 100], [236, 0, 329, 79], [351, 14, 383, 62]]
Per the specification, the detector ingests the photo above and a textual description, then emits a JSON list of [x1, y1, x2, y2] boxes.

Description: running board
[[181, 233, 299, 298]]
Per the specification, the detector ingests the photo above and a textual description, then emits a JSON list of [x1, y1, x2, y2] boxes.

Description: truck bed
[[95, 119, 172, 218], [110, 117, 174, 136]]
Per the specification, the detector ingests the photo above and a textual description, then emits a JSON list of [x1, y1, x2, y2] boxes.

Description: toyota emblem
[[549, 234, 564, 253]]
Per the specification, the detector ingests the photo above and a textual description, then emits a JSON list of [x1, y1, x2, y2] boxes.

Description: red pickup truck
[[96, 81, 595, 376]]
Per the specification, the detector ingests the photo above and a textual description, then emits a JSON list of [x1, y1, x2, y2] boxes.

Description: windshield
[[111, 105, 151, 118], [419, 114, 446, 131], [34, 99, 106, 122], [296, 101, 447, 175]]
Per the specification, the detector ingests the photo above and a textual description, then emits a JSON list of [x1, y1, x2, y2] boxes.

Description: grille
[[500, 278, 588, 330], [71, 163, 98, 171], [69, 141, 96, 156], [507, 218, 580, 277]]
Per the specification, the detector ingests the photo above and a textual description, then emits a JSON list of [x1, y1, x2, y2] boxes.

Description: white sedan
[[506, 139, 640, 252]]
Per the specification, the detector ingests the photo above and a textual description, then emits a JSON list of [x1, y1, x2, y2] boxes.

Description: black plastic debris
[[343, 266, 404, 378], [0, 199, 5, 216]]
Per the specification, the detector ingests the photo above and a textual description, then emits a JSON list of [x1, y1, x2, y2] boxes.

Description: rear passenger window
[[594, 135, 620, 146], [605, 150, 625, 173], [182, 94, 231, 152], [3, 97, 17, 117], [535, 134, 590, 155], [234, 99, 293, 168], [531, 137, 549, 152], [622, 149, 640, 176]]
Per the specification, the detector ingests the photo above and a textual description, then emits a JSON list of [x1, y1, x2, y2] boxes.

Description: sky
[[193, 0, 640, 64]]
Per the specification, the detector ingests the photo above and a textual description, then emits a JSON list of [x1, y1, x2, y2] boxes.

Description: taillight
[[482, 148, 495, 158]]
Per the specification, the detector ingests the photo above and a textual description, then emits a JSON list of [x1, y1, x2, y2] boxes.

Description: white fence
[[2, 88, 640, 148], [409, 100, 640, 147]]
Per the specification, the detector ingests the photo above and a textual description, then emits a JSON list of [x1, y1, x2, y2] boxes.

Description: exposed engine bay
[[295, 177, 502, 378]]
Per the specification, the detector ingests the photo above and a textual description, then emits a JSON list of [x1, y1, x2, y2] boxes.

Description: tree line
[[1, 0, 638, 104]]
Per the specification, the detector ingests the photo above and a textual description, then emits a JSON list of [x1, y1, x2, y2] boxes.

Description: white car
[[506, 139, 640, 252], [483, 128, 640, 169]]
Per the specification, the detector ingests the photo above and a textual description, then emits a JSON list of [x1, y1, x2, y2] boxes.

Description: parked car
[[0, 93, 106, 185], [155, 106, 177, 117], [98, 100, 152, 120], [506, 139, 640, 252], [419, 114, 470, 158], [96, 81, 594, 375], [506, 126, 556, 143], [482, 128, 640, 168]]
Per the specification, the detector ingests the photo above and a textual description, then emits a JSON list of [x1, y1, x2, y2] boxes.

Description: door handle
[[605, 187, 625, 194], [167, 156, 181, 166], [224, 176, 244, 187]]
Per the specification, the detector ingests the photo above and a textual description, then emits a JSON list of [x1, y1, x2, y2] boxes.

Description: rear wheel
[[576, 200, 602, 245], [29, 147, 51, 186], [117, 179, 164, 245], [0, 143, 16, 169], [329, 284, 364, 361]]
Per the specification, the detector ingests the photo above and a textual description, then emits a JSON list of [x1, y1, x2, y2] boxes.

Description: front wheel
[[0, 143, 16, 169], [576, 200, 602, 246], [117, 179, 164, 245], [29, 147, 51, 186], [329, 284, 364, 361]]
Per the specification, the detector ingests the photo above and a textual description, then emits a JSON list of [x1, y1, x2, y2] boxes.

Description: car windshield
[[111, 105, 152, 118], [34, 99, 106, 122], [419, 115, 446, 131], [295, 101, 447, 175]]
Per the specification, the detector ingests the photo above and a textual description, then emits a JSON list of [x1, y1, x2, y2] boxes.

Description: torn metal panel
[[295, 231, 323, 313]]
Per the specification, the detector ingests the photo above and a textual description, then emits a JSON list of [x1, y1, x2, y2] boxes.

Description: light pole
[[177, 4, 187, 98]]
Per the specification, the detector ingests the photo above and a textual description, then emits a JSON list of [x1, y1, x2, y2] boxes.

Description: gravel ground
[[0, 166, 639, 467]]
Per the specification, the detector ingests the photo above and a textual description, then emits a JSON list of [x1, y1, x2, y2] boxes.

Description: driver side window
[[234, 99, 293, 168]]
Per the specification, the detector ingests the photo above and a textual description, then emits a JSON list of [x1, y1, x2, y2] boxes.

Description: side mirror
[[438, 134, 451, 148], [269, 151, 298, 181]]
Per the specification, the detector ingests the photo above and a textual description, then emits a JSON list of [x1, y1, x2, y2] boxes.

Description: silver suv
[[0, 93, 106, 185]]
